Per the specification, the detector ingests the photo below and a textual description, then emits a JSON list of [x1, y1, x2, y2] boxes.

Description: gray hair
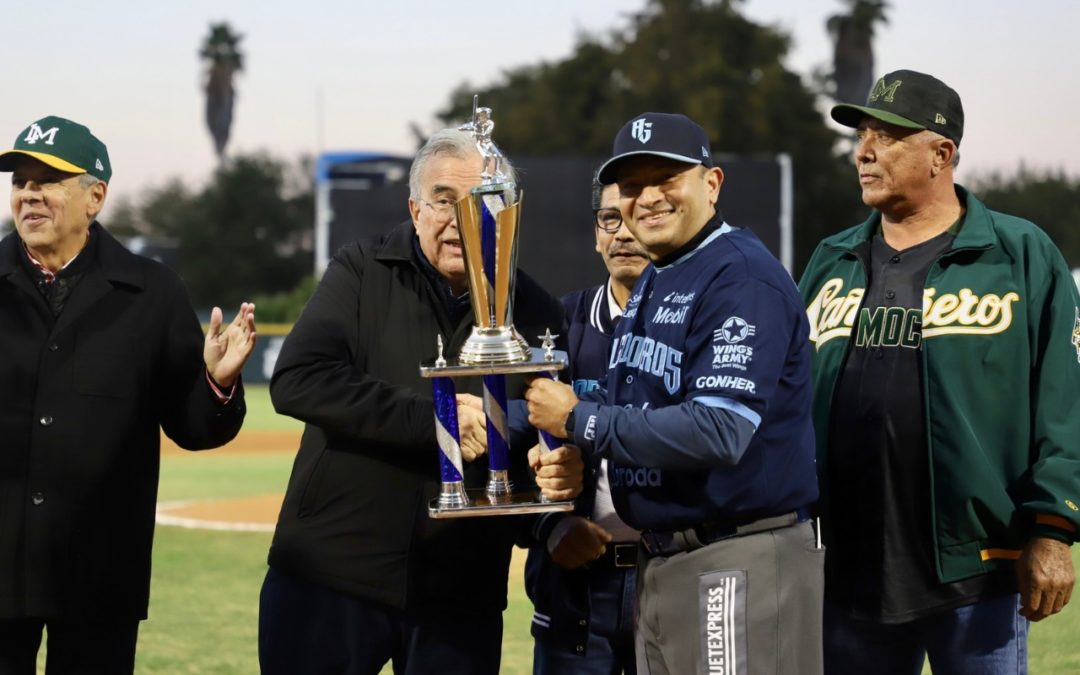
[[408, 128, 516, 199], [78, 173, 105, 219], [78, 173, 103, 188], [925, 130, 961, 169]]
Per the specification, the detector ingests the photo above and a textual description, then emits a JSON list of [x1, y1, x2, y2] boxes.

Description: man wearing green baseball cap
[[799, 70, 1080, 675], [0, 116, 258, 673]]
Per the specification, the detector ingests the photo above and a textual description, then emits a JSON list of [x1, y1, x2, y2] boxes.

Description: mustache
[[607, 243, 648, 257]]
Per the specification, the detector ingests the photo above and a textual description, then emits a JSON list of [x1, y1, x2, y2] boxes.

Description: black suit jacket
[[0, 223, 245, 619], [267, 220, 565, 614]]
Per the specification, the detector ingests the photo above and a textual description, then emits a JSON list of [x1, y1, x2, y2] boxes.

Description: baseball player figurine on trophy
[[420, 97, 572, 518]]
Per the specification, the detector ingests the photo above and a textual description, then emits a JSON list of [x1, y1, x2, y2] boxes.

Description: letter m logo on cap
[[23, 123, 59, 146], [869, 78, 902, 103], [631, 118, 652, 144]]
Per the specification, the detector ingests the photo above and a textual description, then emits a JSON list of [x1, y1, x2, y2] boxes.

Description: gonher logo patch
[[631, 118, 652, 144], [715, 317, 756, 344], [23, 123, 59, 146]]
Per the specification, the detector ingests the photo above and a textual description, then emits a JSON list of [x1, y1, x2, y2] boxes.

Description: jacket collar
[[374, 219, 416, 263], [0, 221, 145, 289], [586, 281, 622, 336], [822, 185, 996, 253]]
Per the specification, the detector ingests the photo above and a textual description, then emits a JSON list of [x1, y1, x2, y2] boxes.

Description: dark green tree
[[201, 23, 244, 160], [827, 0, 890, 105], [436, 0, 865, 269], [124, 154, 313, 309], [974, 167, 1080, 266]]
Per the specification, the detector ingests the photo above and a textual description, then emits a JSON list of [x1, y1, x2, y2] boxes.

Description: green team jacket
[[799, 185, 1080, 583]]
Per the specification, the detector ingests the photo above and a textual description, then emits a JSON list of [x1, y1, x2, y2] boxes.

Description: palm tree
[[200, 23, 244, 160], [827, 0, 889, 105]]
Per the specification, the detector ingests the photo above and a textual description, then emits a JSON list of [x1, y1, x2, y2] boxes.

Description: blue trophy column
[[482, 374, 512, 498], [432, 376, 468, 508]]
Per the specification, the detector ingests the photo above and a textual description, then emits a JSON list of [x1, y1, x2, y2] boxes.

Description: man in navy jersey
[[525, 178, 649, 674], [526, 113, 822, 675]]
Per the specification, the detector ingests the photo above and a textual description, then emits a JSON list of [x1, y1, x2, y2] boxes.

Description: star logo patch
[[714, 316, 756, 344]]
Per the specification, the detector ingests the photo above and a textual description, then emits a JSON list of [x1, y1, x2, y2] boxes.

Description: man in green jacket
[[799, 69, 1079, 675]]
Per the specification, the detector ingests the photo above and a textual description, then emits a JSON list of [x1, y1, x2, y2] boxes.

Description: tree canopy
[[109, 153, 313, 309], [435, 0, 865, 269], [201, 23, 244, 160], [974, 168, 1080, 267]]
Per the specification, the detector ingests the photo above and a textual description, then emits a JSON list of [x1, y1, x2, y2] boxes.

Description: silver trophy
[[420, 97, 571, 518]]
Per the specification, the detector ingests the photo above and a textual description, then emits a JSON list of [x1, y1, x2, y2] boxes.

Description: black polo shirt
[[826, 223, 1014, 623]]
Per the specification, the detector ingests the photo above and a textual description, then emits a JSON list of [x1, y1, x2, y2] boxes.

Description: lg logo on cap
[[631, 118, 652, 144]]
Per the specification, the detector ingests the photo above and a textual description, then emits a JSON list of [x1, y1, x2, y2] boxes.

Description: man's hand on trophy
[[524, 376, 579, 439], [456, 394, 488, 462], [528, 444, 584, 501]]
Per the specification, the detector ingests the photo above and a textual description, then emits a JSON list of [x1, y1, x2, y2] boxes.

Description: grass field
[[39, 385, 1080, 673], [147, 385, 536, 675]]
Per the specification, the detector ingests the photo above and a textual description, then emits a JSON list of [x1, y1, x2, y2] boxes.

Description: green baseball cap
[[0, 115, 112, 182], [831, 69, 964, 146]]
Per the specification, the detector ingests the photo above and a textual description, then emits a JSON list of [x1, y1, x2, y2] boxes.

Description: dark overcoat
[[0, 223, 245, 619], [268, 220, 565, 615]]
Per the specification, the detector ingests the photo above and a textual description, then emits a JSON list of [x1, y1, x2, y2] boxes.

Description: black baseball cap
[[596, 113, 714, 183], [0, 115, 112, 182], [831, 69, 964, 146]]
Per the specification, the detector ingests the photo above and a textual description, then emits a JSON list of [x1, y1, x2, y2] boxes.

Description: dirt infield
[[160, 429, 301, 456], [157, 429, 299, 531], [157, 495, 282, 532]]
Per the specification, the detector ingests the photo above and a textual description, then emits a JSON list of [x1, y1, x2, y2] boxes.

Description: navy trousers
[[259, 567, 503, 675], [0, 617, 139, 675], [532, 564, 638, 675]]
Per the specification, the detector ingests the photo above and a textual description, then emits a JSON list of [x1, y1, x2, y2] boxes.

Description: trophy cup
[[420, 96, 573, 518]]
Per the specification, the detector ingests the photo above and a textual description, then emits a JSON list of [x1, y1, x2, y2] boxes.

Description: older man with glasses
[[258, 128, 583, 675]]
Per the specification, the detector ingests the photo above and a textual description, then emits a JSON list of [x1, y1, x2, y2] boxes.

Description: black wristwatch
[[564, 406, 576, 439]]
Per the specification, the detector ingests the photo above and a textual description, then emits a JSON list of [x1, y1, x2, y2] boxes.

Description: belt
[[640, 508, 812, 558], [589, 542, 639, 569]]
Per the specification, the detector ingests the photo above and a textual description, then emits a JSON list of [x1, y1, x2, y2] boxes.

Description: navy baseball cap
[[596, 113, 714, 183], [831, 70, 964, 146]]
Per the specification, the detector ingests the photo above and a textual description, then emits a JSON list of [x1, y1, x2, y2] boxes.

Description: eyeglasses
[[594, 207, 624, 233], [418, 196, 459, 221]]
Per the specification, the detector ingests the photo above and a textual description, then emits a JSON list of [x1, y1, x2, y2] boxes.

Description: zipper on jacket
[[919, 241, 994, 580]]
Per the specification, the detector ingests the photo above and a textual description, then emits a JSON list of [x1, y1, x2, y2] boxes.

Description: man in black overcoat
[[0, 115, 257, 673]]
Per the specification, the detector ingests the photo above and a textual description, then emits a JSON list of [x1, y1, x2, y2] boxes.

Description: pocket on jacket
[[297, 448, 333, 518], [74, 350, 133, 398]]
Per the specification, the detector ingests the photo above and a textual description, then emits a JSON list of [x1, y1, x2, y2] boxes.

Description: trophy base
[[420, 348, 568, 377], [429, 488, 574, 519], [458, 328, 531, 365]]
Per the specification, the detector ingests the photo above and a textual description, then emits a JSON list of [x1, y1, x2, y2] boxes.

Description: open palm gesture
[[204, 302, 257, 388]]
